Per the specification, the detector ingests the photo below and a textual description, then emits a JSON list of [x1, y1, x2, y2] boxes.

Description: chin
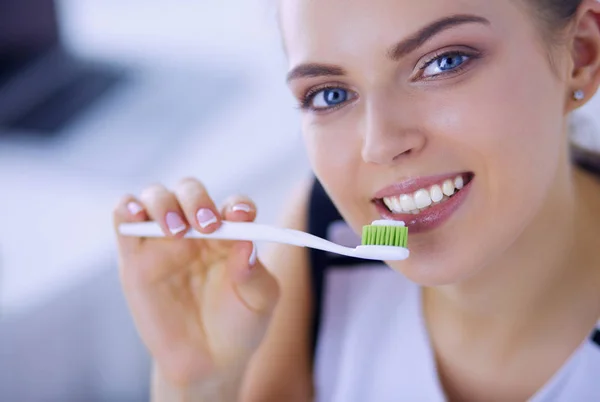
[[385, 256, 478, 287], [383, 231, 496, 286], [383, 226, 516, 287]]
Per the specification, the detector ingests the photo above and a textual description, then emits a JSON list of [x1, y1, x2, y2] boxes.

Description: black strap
[[591, 328, 600, 348], [573, 147, 600, 176]]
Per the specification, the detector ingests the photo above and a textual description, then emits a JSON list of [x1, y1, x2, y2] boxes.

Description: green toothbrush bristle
[[361, 224, 408, 248]]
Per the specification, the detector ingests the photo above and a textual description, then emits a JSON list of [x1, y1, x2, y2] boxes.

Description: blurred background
[[0, 0, 309, 400], [0, 1, 598, 401]]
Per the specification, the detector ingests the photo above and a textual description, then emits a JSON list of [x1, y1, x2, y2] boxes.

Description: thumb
[[227, 241, 280, 316]]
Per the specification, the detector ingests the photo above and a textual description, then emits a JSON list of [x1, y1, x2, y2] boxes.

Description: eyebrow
[[286, 14, 490, 83], [388, 14, 490, 60], [286, 63, 347, 83]]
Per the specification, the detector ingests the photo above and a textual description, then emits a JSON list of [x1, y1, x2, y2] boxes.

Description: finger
[[114, 195, 149, 251], [209, 242, 280, 363], [140, 184, 189, 238], [220, 195, 257, 222], [173, 177, 221, 233], [228, 241, 280, 316]]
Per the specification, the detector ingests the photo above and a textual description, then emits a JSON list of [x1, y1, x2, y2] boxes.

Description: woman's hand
[[113, 177, 280, 397]]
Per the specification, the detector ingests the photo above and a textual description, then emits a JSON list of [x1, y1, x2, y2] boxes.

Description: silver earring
[[573, 90, 585, 101]]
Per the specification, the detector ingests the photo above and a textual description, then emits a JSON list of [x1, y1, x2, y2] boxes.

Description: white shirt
[[313, 228, 600, 402]]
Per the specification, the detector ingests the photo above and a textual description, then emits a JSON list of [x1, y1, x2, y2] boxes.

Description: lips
[[373, 172, 475, 234]]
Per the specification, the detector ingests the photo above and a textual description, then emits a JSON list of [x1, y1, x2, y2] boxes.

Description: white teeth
[[414, 189, 432, 209], [442, 180, 455, 197], [391, 197, 403, 212], [400, 194, 417, 212], [381, 174, 467, 215], [454, 175, 464, 190], [430, 185, 444, 203]]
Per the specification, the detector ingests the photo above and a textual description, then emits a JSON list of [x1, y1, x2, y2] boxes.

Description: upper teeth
[[382, 175, 466, 214]]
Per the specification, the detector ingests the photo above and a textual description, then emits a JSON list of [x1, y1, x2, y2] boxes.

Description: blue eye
[[423, 53, 470, 77], [310, 88, 349, 109]]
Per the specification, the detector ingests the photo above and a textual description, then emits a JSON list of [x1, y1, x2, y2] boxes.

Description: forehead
[[279, 0, 522, 66]]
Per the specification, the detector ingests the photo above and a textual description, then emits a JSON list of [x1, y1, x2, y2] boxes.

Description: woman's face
[[281, 0, 572, 285]]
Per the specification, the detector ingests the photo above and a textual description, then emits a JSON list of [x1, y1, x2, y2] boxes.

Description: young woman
[[113, 0, 600, 400]]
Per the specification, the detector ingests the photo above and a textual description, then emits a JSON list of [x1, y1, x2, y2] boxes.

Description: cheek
[[302, 118, 362, 184], [302, 118, 371, 229], [483, 66, 565, 208], [421, 52, 567, 268], [428, 54, 565, 200]]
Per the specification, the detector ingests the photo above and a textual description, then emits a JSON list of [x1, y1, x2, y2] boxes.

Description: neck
[[428, 157, 600, 347]]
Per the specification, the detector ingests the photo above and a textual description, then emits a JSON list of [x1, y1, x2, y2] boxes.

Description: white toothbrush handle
[[119, 221, 360, 258]]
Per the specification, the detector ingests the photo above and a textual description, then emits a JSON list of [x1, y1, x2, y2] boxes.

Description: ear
[[567, 0, 600, 111]]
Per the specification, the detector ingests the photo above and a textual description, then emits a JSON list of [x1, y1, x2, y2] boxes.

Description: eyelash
[[299, 49, 480, 113], [299, 84, 350, 112], [416, 49, 480, 80]]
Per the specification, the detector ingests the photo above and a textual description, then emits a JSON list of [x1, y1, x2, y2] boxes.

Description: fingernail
[[165, 212, 187, 235], [196, 208, 218, 228], [127, 201, 144, 215], [248, 242, 257, 267], [232, 203, 252, 213]]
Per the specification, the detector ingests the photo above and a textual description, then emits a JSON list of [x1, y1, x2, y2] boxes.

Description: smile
[[381, 174, 471, 214], [374, 172, 475, 234]]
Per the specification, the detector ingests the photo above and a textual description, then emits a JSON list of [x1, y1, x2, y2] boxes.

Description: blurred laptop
[[0, 0, 244, 177]]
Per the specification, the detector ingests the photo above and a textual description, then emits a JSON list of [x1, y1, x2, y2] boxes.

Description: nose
[[361, 96, 427, 165]]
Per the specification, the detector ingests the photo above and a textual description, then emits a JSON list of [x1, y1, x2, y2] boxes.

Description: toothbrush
[[119, 220, 409, 261]]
